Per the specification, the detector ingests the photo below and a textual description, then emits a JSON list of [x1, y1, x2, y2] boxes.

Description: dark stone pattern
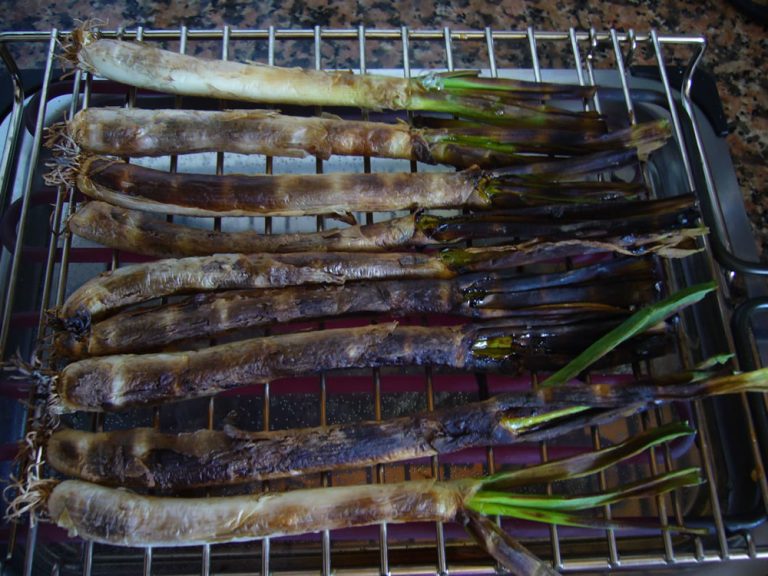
[[1, 0, 766, 256]]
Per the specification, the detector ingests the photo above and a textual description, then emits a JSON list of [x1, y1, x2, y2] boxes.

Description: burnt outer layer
[[68, 196, 696, 259], [77, 156, 487, 216], [57, 323, 469, 411], [55, 280, 462, 357], [47, 400, 514, 488], [49, 478, 463, 547], [53, 257, 656, 359], [56, 319, 669, 412], [57, 229, 702, 326], [53, 276, 654, 359], [47, 382, 668, 489], [68, 201, 427, 257]]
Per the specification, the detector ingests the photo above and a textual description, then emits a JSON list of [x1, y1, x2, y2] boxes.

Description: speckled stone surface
[[3, 0, 766, 256]]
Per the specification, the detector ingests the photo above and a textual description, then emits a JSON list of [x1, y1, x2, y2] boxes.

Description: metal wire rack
[[0, 24, 766, 575]]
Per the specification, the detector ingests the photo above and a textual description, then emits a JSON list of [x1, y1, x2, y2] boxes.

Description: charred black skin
[[49, 358, 704, 490], [52, 257, 656, 359], [49, 393, 644, 490], [81, 157, 485, 214]]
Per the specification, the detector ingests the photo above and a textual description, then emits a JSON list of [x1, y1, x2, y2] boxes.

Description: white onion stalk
[[64, 28, 604, 129]]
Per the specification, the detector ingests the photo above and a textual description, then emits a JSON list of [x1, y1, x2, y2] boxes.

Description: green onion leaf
[[540, 281, 716, 388], [471, 468, 701, 512], [480, 421, 695, 490]]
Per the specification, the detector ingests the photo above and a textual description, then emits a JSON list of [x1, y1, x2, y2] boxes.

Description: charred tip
[[458, 508, 559, 576], [50, 331, 88, 362], [489, 147, 639, 179], [53, 308, 92, 337], [45, 308, 68, 332], [409, 131, 436, 164]]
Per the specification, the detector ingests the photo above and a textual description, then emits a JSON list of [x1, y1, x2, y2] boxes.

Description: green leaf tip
[[540, 281, 717, 388], [500, 405, 592, 434], [466, 467, 702, 530], [703, 366, 768, 396], [479, 421, 695, 492]]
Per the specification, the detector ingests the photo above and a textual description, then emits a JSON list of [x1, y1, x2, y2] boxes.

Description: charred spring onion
[[54, 319, 671, 412], [55, 108, 671, 168], [53, 284, 713, 412], [28, 424, 701, 561], [46, 365, 766, 489], [53, 258, 655, 358], [52, 150, 646, 218], [68, 195, 696, 258], [66, 29, 604, 128], [55, 231, 703, 326]]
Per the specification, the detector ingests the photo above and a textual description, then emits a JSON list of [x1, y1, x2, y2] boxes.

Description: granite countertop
[[4, 1, 767, 258]]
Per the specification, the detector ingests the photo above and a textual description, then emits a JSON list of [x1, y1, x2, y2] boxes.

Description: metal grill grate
[[0, 25, 766, 575]]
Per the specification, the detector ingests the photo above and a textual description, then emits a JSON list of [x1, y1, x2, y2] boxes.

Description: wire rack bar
[[0, 30, 57, 353], [0, 28, 707, 45]]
